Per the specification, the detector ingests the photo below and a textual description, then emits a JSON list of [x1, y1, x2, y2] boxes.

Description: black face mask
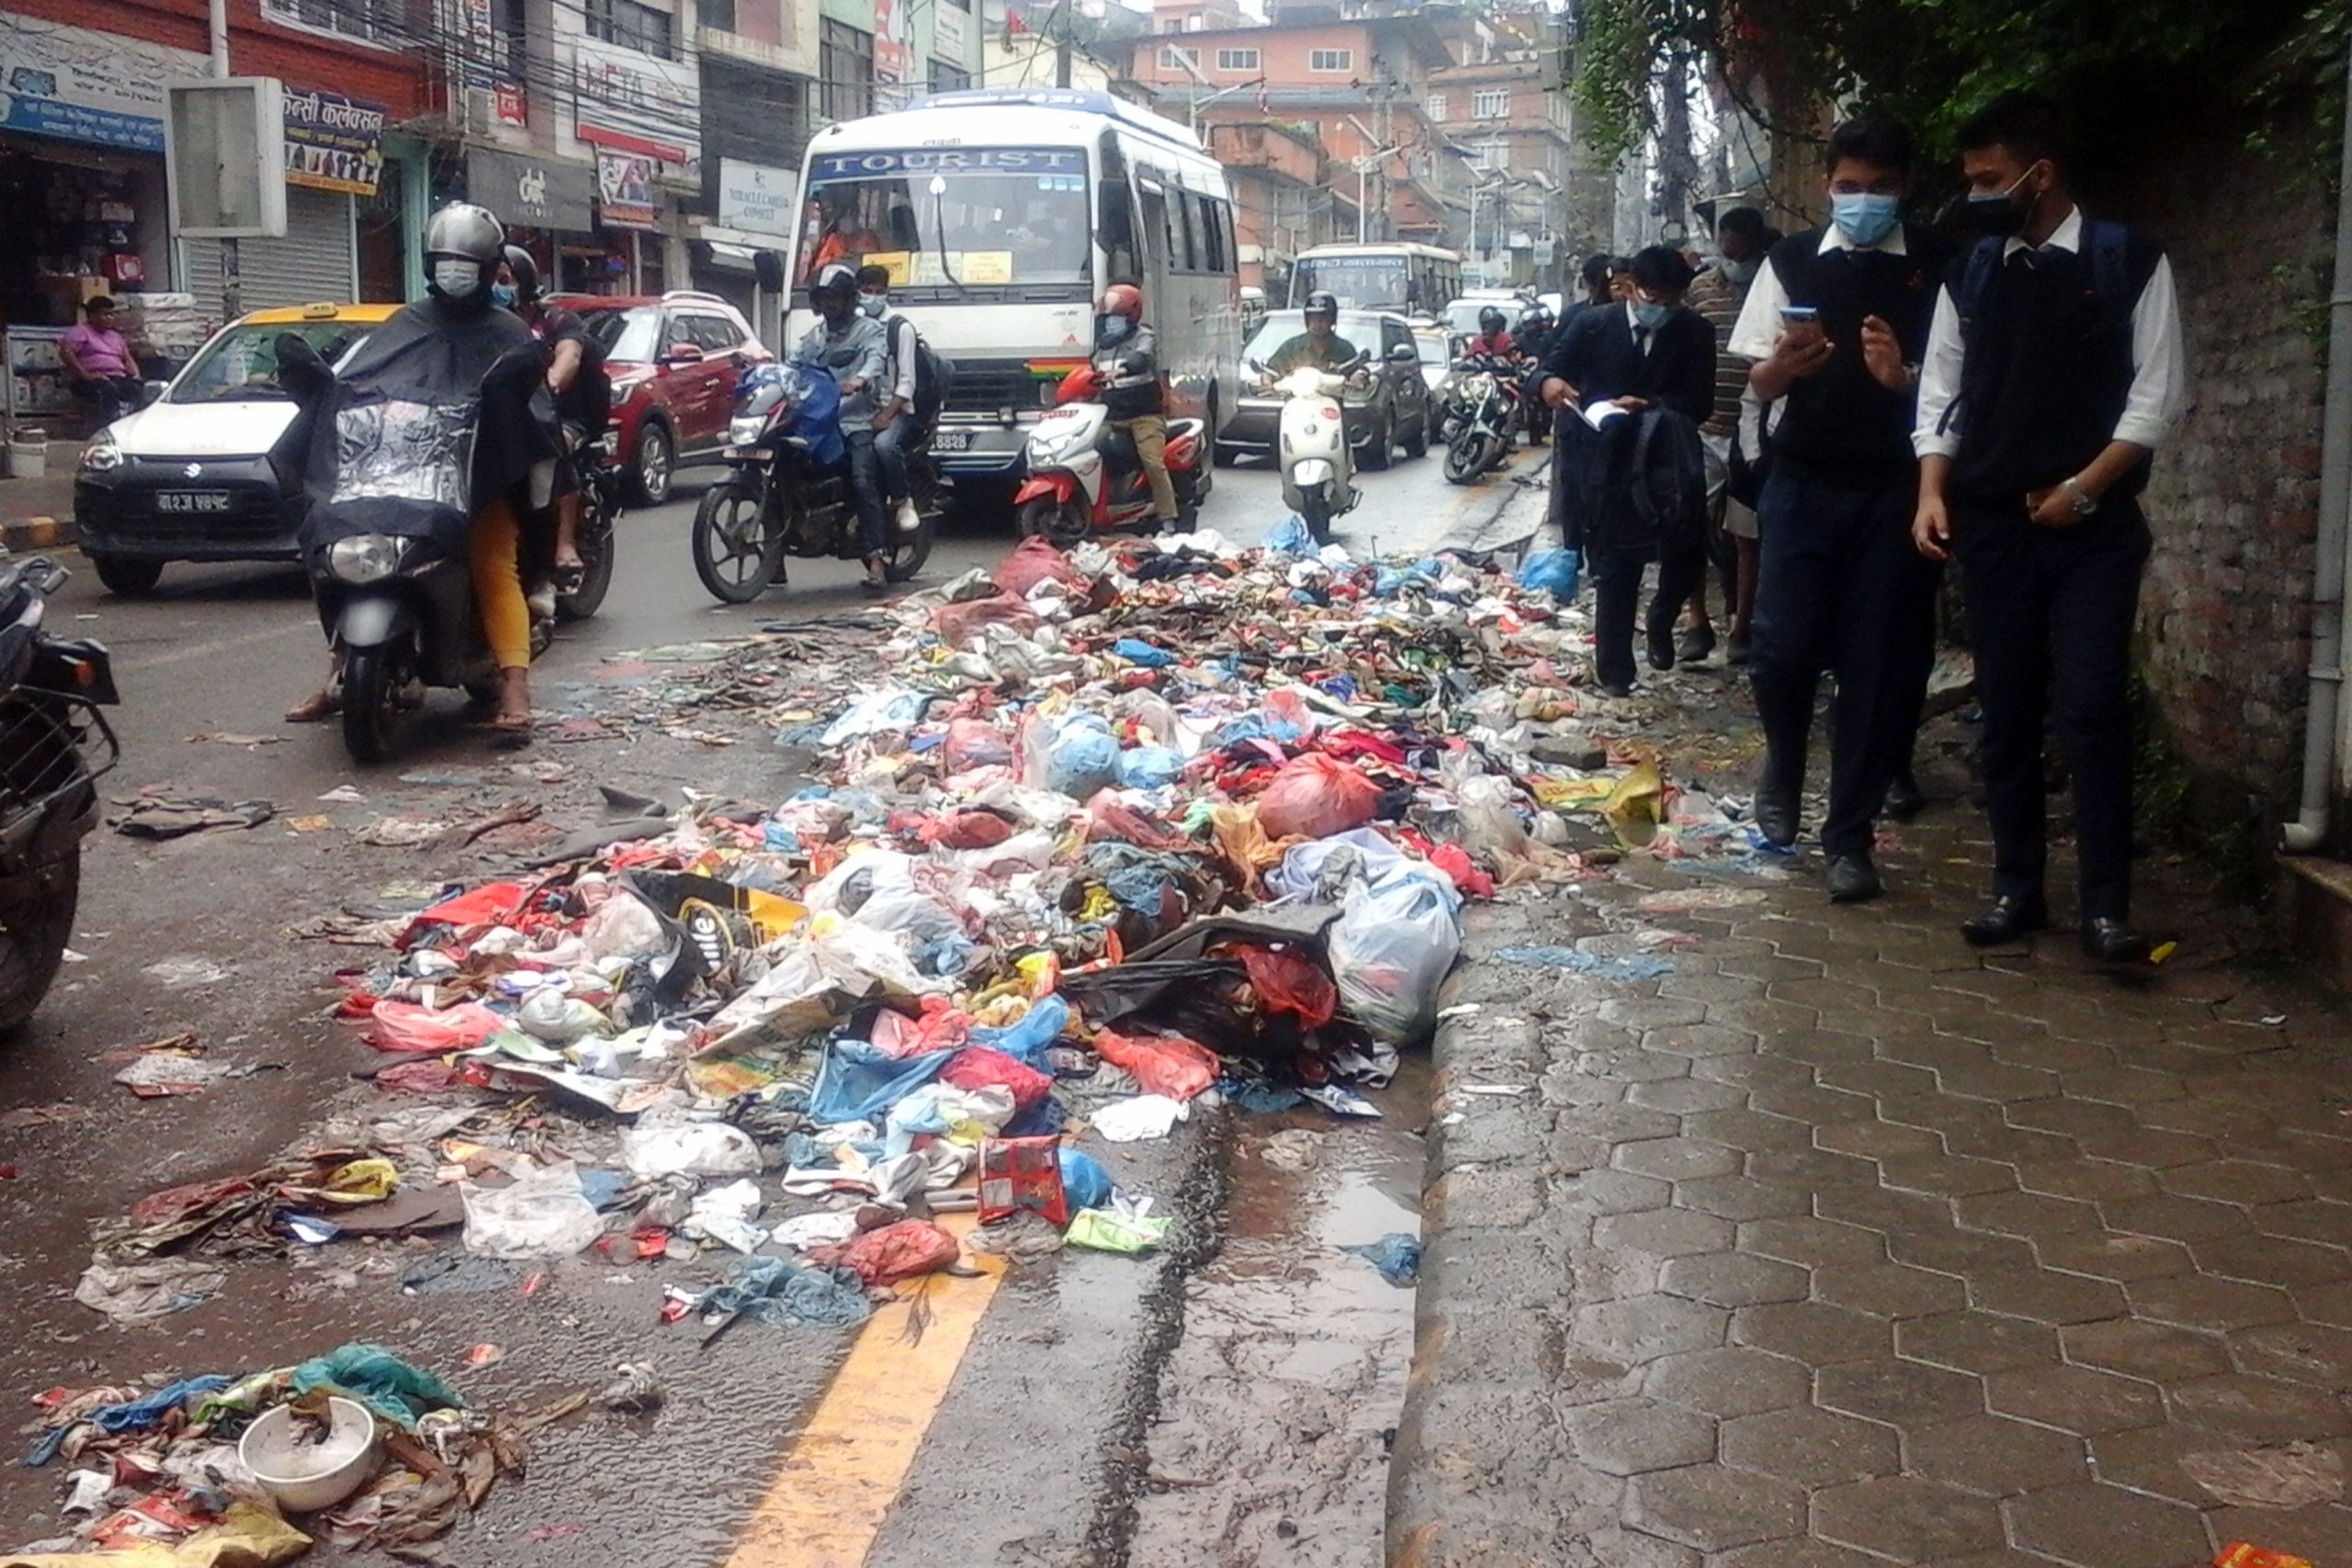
[[1948, 165, 2042, 238]]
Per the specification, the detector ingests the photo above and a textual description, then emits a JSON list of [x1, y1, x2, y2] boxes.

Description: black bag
[[911, 331, 954, 425], [1585, 407, 1709, 560]]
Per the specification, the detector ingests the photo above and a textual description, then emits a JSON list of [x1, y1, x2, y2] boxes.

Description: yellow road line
[[724, 1213, 1007, 1568]]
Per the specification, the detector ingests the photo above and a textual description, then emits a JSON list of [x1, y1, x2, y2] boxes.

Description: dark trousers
[[844, 428, 888, 557], [1550, 414, 1597, 551], [1953, 497, 2150, 919], [74, 375, 142, 426], [1593, 540, 1708, 690], [1748, 468, 1940, 858]]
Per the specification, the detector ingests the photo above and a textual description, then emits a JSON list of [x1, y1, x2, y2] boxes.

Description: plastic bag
[[1066, 1207, 1171, 1254], [1115, 745, 1184, 790], [814, 1218, 961, 1284], [1328, 873, 1463, 1046], [933, 592, 1040, 648], [1264, 514, 1314, 555], [368, 998, 505, 1055], [1430, 841, 1497, 899], [808, 1039, 955, 1124], [461, 1163, 606, 1259], [1095, 1027, 1221, 1101], [1085, 795, 1187, 851], [941, 718, 1016, 772], [978, 1137, 1069, 1227], [1233, 944, 1339, 1029], [517, 988, 611, 1043], [1453, 773, 1530, 860], [1058, 1146, 1114, 1212], [996, 536, 1088, 597], [1517, 547, 1582, 602], [1256, 753, 1382, 841], [967, 993, 1069, 1066], [943, 1044, 1055, 1111], [1041, 714, 1121, 800], [619, 1122, 761, 1179], [884, 1081, 1018, 1154], [1263, 828, 1414, 903], [1113, 637, 1175, 669], [927, 808, 1015, 850]]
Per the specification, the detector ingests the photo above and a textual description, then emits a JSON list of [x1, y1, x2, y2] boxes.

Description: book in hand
[[1580, 400, 1635, 431]]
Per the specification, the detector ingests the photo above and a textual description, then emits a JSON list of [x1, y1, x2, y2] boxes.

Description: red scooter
[[1012, 366, 1211, 545]]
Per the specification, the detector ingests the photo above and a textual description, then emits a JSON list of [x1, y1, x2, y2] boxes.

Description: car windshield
[[1242, 310, 1384, 369], [798, 151, 1091, 288], [167, 321, 369, 404], [1294, 255, 1410, 311], [582, 307, 662, 365]]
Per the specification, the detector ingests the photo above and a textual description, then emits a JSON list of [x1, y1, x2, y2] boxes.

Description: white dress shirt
[[1726, 222, 1911, 363], [1911, 205, 2186, 460]]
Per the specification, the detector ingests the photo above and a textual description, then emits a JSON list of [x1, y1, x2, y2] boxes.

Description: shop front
[[464, 146, 605, 296]]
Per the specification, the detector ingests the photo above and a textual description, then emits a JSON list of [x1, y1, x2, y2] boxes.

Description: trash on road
[[109, 794, 277, 839], [1340, 1233, 1423, 1286]]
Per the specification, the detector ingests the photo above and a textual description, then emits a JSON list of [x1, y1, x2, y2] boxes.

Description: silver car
[[1217, 309, 1437, 470]]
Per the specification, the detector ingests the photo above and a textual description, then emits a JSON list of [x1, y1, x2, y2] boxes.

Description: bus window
[[799, 149, 1092, 288], [1099, 177, 1137, 284], [1139, 181, 1170, 277]]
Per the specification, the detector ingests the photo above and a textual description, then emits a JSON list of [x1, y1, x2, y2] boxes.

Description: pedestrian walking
[[1678, 207, 1772, 667], [1729, 115, 1952, 904], [1539, 245, 1715, 697], [1912, 91, 2185, 963]]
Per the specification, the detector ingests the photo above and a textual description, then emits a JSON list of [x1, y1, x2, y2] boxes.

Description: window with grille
[[821, 18, 874, 120], [1424, 92, 1446, 120], [263, 0, 397, 47], [1307, 48, 1351, 72], [1216, 47, 1259, 71], [1473, 88, 1509, 118], [1159, 46, 1200, 72], [586, 0, 676, 57]]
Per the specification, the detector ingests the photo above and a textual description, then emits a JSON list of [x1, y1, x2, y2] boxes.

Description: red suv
[[559, 291, 773, 506]]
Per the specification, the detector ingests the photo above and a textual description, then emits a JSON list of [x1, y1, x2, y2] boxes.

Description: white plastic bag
[[1328, 872, 1463, 1046], [620, 1121, 762, 1179], [461, 1163, 607, 1258]]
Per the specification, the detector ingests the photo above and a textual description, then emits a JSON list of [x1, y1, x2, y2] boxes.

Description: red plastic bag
[[1430, 841, 1497, 899], [816, 1219, 961, 1284], [368, 998, 506, 1055], [1084, 794, 1188, 851], [996, 536, 1089, 597], [1095, 1027, 1220, 1101], [941, 718, 1015, 772], [933, 592, 1040, 648], [401, 881, 533, 947], [1255, 753, 1382, 841], [977, 1136, 1069, 1227], [927, 808, 1016, 850], [944, 1045, 1055, 1111], [1233, 944, 1339, 1029]]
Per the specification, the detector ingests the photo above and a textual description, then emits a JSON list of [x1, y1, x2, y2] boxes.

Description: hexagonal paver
[[1567, 1169, 1674, 1215], [2102, 1192, 2249, 1243], [1628, 1463, 1805, 1551], [2127, 1274, 2297, 1332], [2030, 1230, 2197, 1282], [1658, 1251, 1810, 1309], [1614, 1138, 1747, 1185], [1626, 1078, 1750, 1115], [1731, 1302, 1894, 1366], [1711, 1544, 1887, 1568], [2158, 1159, 2314, 1207], [2252, 1198, 2352, 1248], [1810, 1260, 1968, 1319], [2060, 1318, 2233, 1382], [1814, 1120, 1943, 1162], [2088, 1422, 2242, 1506], [1814, 1475, 2006, 1558], [1645, 1347, 1812, 1417], [1600, 997, 1709, 1030], [1719, 1405, 1899, 1487], [1556, 1104, 1684, 1146], [1578, 1529, 1702, 1568], [1737, 1217, 1888, 1269], [1673, 1176, 1811, 1223], [2005, 1480, 2212, 1567], [1876, 1153, 2021, 1198], [2227, 1320, 2352, 1385], [1595, 1208, 1737, 1259], [1984, 1364, 2165, 1436], [1817, 1359, 1984, 1426], [1965, 1264, 2130, 1324], [1565, 1397, 1719, 1476], [1573, 1294, 1729, 1365], [2191, 1232, 2352, 1289], [1904, 1413, 2090, 1495], [1953, 1189, 2103, 1239], [1644, 1022, 1767, 1058], [1897, 1311, 2064, 1374], [1684, 1108, 1816, 1153], [2166, 1371, 2352, 1442]]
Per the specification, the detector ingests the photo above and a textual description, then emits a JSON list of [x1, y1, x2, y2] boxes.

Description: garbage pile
[[78, 528, 1760, 1341], [13, 1341, 565, 1563]]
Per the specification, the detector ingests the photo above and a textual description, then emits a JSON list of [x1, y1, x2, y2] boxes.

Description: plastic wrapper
[[1066, 1207, 1171, 1254], [1057, 1146, 1114, 1211], [943, 1044, 1055, 1111], [368, 998, 505, 1055], [884, 1081, 1017, 1153], [927, 808, 1015, 850], [940, 718, 1016, 772], [1094, 1027, 1221, 1101], [619, 1122, 761, 1179], [1263, 829, 1415, 903], [1517, 547, 1582, 602], [813, 1218, 961, 1284], [1035, 714, 1121, 800], [1453, 773, 1530, 860], [978, 1136, 1069, 1227], [1327, 872, 1463, 1046], [807, 1040, 955, 1124], [1233, 944, 1338, 1029], [967, 994, 1069, 1066], [460, 1163, 606, 1259], [995, 536, 1089, 597], [1255, 753, 1382, 841], [933, 592, 1041, 648]]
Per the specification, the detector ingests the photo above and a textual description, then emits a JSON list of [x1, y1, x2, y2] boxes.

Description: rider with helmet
[[286, 202, 548, 735], [790, 261, 893, 591], [1467, 305, 1517, 359], [1511, 302, 1558, 362], [496, 244, 606, 589], [1267, 291, 1361, 376], [1091, 283, 1176, 528]]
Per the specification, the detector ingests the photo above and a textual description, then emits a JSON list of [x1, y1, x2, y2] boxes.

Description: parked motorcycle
[[1271, 361, 1363, 546], [1012, 365, 1210, 546], [692, 362, 939, 605], [1443, 356, 1527, 485], [0, 551, 119, 1034]]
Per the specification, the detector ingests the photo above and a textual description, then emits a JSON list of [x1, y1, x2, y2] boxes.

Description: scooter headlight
[[328, 534, 404, 584]]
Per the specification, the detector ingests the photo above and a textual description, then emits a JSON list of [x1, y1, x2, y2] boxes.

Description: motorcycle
[[0, 551, 119, 1034], [555, 431, 621, 620], [1271, 359, 1364, 546], [1443, 355, 1527, 485], [281, 333, 567, 764], [692, 362, 940, 605], [1012, 366, 1210, 546]]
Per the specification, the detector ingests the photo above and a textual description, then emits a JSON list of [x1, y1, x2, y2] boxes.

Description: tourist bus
[[788, 87, 1242, 493], [1288, 242, 1464, 319]]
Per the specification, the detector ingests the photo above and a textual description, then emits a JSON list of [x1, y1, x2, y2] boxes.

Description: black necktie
[[1634, 324, 1651, 350]]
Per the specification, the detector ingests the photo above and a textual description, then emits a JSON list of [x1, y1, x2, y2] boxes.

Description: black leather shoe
[[1961, 894, 2048, 947], [1826, 853, 1883, 903], [1883, 770, 1927, 820], [1646, 624, 1678, 671], [1596, 680, 1634, 700], [2081, 917, 2154, 965], [1677, 625, 1717, 666], [1754, 773, 1800, 848]]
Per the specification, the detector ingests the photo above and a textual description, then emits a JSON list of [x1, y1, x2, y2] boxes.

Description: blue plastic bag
[[1058, 1146, 1114, 1213], [1517, 548, 1582, 602], [969, 994, 1069, 1066], [1043, 714, 1120, 799], [1113, 637, 1176, 669], [1115, 745, 1184, 790], [1264, 514, 1314, 554], [807, 1038, 956, 1124]]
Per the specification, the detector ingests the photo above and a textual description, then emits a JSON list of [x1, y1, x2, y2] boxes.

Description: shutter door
[[180, 186, 357, 319]]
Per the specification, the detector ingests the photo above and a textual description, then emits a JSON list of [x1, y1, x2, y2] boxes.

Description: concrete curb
[[1, 517, 72, 553]]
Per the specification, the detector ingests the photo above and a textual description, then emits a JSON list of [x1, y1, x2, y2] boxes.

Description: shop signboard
[[571, 34, 700, 168], [283, 87, 387, 197], [873, 0, 911, 90], [932, 3, 968, 66], [469, 147, 595, 231], [717, 159, 794, 237], [0, 15, 205, 152], [597, 150, 659, 231]]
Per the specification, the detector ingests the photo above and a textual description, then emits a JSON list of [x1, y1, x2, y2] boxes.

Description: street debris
[[1340, 1232, 1423, 1286], [110, 794, 277, 840]]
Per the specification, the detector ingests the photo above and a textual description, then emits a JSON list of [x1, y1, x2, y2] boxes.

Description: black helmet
[[500, 244, 539, 305], [808, 262, 859, 307], [1518, 304, 1552, 332], [424, 202, 503, 269], [1477, 305, 1508, 334], [1303, 289, 1339, 321]]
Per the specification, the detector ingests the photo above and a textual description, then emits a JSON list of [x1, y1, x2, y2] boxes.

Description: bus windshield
[[1294, 254, 1412, 311], [799, 148, 1091, 291]]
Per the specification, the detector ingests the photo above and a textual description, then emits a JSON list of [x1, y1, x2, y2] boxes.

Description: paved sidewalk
[[1393, 701, 2352, 1567]]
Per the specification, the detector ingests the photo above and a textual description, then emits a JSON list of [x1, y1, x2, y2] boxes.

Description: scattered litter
[[1340, 1232, 1422, 1285], [317, 784, 367, 802], [73, 1258, 228, 1323], [1261, 1127, 1323, 1171], [141, 957, 233, 988], [188, 731, 284, 747], [1455, 1083, 1529, 1098], [110, 794, 276, 839], [1065, 1207, 1171, 1256], [1091, 1095, 1190, 1143], [1492, 946, 1675, 980]]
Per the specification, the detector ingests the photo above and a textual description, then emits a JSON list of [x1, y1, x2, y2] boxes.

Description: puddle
[[1125, 1056, 1426, 1565]]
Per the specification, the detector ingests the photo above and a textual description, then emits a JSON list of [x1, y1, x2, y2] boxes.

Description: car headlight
[[327, 534, 404, 584], [729, 415, 767, 446], [80, 429, 123, 472]]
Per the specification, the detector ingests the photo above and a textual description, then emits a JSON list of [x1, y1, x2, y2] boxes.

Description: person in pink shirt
[[61, 297, 141, 424]]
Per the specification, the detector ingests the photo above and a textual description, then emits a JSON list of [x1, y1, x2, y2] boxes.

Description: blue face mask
[[1633, 300, 1670, 330], [1830, 192, 1902, 247], [491, 283, 517, 309]]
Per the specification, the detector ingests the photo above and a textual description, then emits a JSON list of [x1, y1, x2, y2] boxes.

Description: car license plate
[[933, 429, 975, 452], [156, 491, 232, 513]]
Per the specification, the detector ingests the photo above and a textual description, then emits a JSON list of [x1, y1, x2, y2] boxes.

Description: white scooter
[[1271, 357, 1368, 546]]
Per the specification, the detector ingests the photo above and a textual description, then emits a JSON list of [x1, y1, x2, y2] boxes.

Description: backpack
[[1585, 407, 1710, 560], [910, 325, 953, 425]]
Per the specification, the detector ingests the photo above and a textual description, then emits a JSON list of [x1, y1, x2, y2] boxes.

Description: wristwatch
[[2060, 478, 2099, 517]]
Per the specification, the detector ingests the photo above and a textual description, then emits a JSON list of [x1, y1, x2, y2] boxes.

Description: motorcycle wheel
[[557, 489, 616, 620], [693, 479, 782, 604], [1018, 496, 1091, 548], [0, 852, 77, 1037], [341, 645, 398, 765], [1443, 433, 1490, 486], [1298, 491, 1332, 547]]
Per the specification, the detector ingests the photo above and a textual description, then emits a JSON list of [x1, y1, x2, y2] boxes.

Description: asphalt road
[[0, 441, 1545, 1565]]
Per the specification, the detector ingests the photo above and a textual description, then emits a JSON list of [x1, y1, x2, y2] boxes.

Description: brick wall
[[2099, 107, 2330, 815]]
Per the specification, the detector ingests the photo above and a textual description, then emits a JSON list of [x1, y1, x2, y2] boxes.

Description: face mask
[[1830, 192, 1902, 247], [491, 283, 517, 309], [1633, 300, 1671, 330], [1719, 257, 1759, 285], [1097, 315, 1132, 344], [858, 294, 887, 319], [1952, 165, 2041, 237], [431, 259, 481, 299]]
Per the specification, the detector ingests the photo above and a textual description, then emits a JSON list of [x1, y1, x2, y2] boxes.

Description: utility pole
[[208, 0, 239, 321]]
